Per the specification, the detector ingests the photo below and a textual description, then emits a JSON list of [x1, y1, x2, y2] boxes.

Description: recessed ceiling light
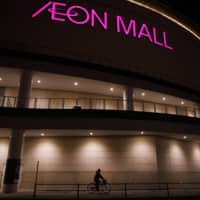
[[37, 80, 41, 84], [140, 131, 144, 135], [183, 136, 187, 139], [41, 133, 45, 136], [110, 88, 114, 92], [181, 101, 184, 105], [162, 97, 166, 101], [141, 92, 145, 96], [89, 132, 93, 136], [0, 77, 2, 81], [74, 82, 78, 86]]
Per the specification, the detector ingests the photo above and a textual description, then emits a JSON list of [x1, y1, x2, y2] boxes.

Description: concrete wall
[[0, 88, 5, 97], [1, 135, 200, 190]]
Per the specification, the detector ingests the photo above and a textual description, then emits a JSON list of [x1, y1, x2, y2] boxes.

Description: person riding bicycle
[[94, 168, 105, 191]]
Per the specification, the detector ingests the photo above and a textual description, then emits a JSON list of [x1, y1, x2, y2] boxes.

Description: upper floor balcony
[[1, 96, 199, 119], [0, 67, 199, 119]]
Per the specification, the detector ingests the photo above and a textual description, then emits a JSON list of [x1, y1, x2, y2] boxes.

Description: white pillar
[[3, 70, 32, 193], [123, 86, 134, 111], [0, 87, 6, 106], [196, 105, 200, 118]]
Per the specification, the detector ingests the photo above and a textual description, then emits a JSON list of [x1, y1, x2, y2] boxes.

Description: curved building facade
[[0, 0, 200, 196]]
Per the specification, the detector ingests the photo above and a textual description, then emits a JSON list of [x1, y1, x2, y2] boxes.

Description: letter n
[[91, 9, 107, 30]]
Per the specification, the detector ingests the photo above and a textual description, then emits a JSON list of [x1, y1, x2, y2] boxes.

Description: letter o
[[67, 5, 90, 25]]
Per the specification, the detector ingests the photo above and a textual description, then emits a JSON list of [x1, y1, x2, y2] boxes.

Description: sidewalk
[[1, 190, 200, 200]]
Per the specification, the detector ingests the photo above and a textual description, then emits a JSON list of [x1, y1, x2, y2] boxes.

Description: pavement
[[1, 190, 200, 200]]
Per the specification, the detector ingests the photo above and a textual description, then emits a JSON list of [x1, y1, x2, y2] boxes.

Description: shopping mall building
[[0, 0, 200, 194]]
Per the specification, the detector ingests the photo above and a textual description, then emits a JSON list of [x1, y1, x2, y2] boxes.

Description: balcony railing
[[0, 96, 199, 118]]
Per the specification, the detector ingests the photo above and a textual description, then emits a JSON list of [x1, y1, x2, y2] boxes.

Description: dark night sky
[[158, 0, 200, 26]]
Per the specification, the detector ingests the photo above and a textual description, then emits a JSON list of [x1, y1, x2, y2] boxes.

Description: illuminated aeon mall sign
[[32, 1, 173, 50]]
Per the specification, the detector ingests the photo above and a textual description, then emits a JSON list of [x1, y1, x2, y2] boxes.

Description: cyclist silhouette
[[94, 169, 105, 191]]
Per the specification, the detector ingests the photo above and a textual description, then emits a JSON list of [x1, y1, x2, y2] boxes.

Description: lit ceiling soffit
[[127, 0, 200, 40]]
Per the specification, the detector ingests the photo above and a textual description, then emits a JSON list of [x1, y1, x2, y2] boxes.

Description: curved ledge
[[0, 108, 200, 135], [127, 0, 200, 40], [1, 49, 200, 100]]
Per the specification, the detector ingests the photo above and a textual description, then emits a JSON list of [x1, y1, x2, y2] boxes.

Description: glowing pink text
[[32, 1, 173, 50]]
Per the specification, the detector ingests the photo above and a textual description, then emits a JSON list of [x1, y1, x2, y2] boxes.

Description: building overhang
[[0, 108, 200, 135]]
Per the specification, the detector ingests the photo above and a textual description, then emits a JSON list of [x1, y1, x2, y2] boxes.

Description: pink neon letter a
[[138, 24, 153, 43]]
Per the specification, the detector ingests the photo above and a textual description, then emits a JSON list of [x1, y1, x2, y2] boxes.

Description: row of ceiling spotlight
[[0, 77, 115, 92], [36, 80, 115, 92], [141, 92, 185, 105], [23, 132, 188, 140], [0, 76, 115, 91]]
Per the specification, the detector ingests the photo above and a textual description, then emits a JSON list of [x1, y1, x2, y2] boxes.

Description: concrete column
[[0, 87, 6, 106], [196, 105, 200, 118], [3, 70, 32, 193], [17, 70, 33, 108], [155, 137, 163, 183], [123, 86, 134, 111]]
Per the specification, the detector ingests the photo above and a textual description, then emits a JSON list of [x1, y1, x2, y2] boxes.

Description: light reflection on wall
[[79, 139, 104, 152], [33, 138, 62, 170], [0, 139, 9, 160], [168, 141, 187, 171], [192, 144, 200, 170], [131, 141, 154, 157], [77, 138, 110, 171], [0, 139, 9, 174], [128, 137, 157, 171], [129, 138, 155, 157]]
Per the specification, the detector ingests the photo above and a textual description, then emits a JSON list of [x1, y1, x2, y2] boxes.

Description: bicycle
[[87, 179, 111, 194]]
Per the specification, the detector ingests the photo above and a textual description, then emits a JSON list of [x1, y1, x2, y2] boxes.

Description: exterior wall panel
[[1, 136, 200, 190]]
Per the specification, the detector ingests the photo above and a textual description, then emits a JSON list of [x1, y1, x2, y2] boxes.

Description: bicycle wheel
[[87, 183, 96, 194], [102, 183, 112, 193]]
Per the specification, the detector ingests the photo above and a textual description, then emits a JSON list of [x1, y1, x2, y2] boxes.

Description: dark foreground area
[[1, 192, 200, 200], [1, 198, 200, 200]]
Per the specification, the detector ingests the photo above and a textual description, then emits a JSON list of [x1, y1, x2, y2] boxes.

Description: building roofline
[[127, 0, 200, 40]]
